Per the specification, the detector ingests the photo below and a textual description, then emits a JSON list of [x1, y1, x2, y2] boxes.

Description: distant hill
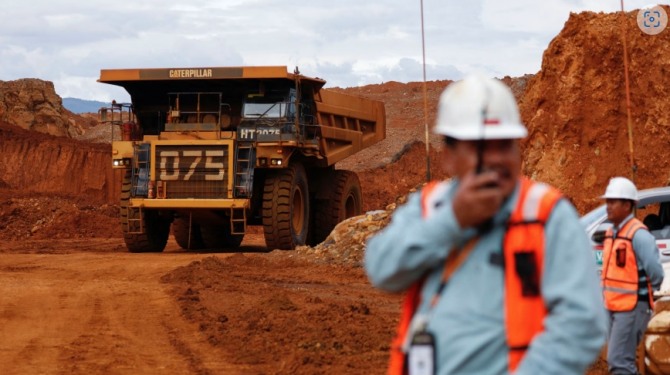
[[63, 98, 107, 114]]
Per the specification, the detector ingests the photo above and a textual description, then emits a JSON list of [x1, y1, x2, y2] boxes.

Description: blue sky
[[0, 0, 665, 102]]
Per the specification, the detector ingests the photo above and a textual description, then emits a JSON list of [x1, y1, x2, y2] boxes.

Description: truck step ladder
[[230, 208, 246, 235], [125, 207, 145, 234]]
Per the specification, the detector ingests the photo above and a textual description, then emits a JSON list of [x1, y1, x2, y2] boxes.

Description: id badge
[[408, 330, 435, 375]]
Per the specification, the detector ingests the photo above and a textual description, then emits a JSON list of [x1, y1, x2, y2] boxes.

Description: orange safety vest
[[601, 218, 654, 311], [387, 177, 562, 375]]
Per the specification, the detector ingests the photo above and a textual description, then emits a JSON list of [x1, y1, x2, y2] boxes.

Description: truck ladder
[[125, 143, 149, 235], [234, 144, 254, 198], [131, 144, 151, 197]]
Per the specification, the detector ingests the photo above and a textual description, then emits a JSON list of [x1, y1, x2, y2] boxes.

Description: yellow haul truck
[[99, 66, 385, 252]]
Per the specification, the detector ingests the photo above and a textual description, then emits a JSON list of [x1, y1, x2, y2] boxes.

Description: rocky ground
[[3, 7, 670, 374]]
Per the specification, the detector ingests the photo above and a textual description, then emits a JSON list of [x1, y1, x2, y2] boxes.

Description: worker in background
[[364, 74, 607, 375], [600, 177, 664, 375]]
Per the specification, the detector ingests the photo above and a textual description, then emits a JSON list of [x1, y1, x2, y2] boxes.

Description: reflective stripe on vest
[[387, 178, 562, 375], [601, 218, 652, 311]]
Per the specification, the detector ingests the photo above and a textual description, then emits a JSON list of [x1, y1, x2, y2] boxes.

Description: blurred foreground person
[[365, 74, 607, 375], [600, 177, 663, 375]]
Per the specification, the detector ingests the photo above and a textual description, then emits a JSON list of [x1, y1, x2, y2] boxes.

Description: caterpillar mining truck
[[98, 66, 385, 252]]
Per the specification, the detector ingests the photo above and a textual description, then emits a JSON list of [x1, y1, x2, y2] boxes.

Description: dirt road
[[0, 237, 400, 375], [0, 239, 240, 375]]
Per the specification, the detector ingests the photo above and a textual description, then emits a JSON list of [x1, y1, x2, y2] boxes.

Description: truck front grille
[[155, 145, 230, 199]]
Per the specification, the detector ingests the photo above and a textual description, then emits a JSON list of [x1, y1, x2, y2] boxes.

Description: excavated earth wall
[[0, 122, 120, 203]]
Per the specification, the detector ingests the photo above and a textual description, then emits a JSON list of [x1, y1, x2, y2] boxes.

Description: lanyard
[[402, 236, 481, 356], [429, 237, 479, 308]]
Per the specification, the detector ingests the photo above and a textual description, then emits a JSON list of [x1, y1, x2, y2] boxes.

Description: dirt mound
[[520, 7, 670, 214], [296, 209, 392, 267], [0, 79, 96, 137], [0, 188, 119, 241], [160, 254, 400, 375]]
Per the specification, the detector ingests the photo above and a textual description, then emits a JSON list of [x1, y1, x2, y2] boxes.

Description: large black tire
[[120, 171, 170, 253], [311, 170, 362, 245], [262, 163, 310, 250], [172, 217, 205, 250], [200, 220, 244, 250]]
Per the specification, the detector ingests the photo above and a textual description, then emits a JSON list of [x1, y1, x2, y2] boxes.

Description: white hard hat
[[434, 74, 527, 140], [601, 177, 638, 201]]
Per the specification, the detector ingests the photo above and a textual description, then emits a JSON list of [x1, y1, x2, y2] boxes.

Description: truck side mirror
[[100, 108, 108, 122]]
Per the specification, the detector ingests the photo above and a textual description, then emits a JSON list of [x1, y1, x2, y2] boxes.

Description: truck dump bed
[[315, 89, 385, 165]]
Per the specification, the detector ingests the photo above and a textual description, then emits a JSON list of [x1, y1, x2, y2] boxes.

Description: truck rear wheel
[[200, 221, 244, 250], [120, 171, 170, 253], [172, 217, 205, 250], [311, 170, 363, 245], [262, 164, 309, 250]]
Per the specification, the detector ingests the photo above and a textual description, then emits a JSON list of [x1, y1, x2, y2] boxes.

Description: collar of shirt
[[613, 213, 635, 236]]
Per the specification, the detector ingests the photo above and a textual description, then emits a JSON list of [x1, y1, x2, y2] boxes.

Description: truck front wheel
[[262, 164, 309, 250]]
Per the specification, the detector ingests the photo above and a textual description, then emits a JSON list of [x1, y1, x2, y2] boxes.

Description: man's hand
[[452, 171, 505, 228]]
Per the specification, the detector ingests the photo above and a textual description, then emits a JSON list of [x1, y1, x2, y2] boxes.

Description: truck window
[[243, 102, 288, 118]]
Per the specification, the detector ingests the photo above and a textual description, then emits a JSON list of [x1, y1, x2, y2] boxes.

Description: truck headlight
[[113, 158, 131, 167]]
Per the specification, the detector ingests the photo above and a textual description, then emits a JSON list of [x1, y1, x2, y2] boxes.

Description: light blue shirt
[[365, 179, 608, 375]]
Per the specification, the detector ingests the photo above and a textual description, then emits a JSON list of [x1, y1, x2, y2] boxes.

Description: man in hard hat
[[600, 176, 664, 375], [365, 74, 607, 375]]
